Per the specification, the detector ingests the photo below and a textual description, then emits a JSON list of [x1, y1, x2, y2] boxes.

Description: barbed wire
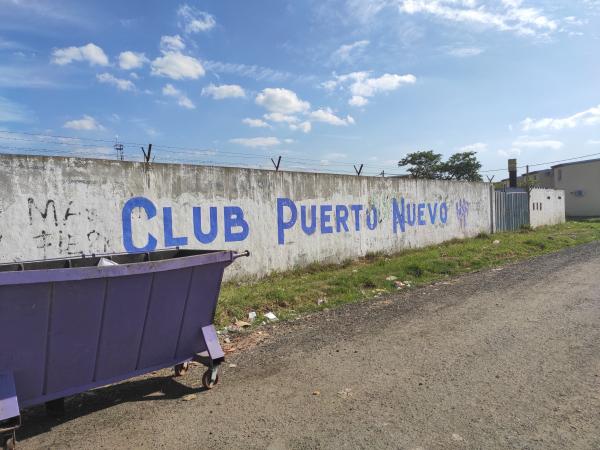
[[1, 129, 598, 178]]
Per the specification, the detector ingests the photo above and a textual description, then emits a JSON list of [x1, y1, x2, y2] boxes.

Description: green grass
[[215, 221, 600, 328]]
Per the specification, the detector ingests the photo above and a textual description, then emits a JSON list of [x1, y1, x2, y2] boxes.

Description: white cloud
[[446, 46, 484, 57], [203, 60, 294, 83], [345, 0, 390, 23], [322, 79, 338, 91], [51, 43, 109, 66], [160, 35, 186, 52], [230, 137, 281, 148], [151, 52, 205, 80], [0, 96, 29, 122], [350, 73, 417, 97], [264, 112, 299, 124], [349, 95, 369, 107], [332, 40, 370, 64], [255, 88, 310, 114], [177, 4, 216, 33], [587, 139, 600, 145], [521, 104, 600, 131], [310, 108, 355, 126], [289, 121, 312, 133], [397, 0, 558, 37], [497, 148, 521, 157], [242, 118, 271, 128], [118, 51, 148, 70], [512, 137, 563, 150], [162, 83, 195, 109], [96, 73, 135, 91], [326, 71, 416, 104], [63, 115, 104, 131], [459, 142, 487, 152], [202, 84, 245, 99], [152, 35, 204, 80]]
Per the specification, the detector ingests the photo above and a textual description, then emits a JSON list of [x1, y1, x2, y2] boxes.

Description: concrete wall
[[529, 188, 566, 228], [0, 154, 493, 280], [553, 159, 600, 217]]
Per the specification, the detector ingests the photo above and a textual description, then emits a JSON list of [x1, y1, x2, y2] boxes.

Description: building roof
[[552, 157, 600, 169], [524, 169, 552, 176]]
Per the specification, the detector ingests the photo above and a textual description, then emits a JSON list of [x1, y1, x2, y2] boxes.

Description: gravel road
[[17, 242, 600, 449]]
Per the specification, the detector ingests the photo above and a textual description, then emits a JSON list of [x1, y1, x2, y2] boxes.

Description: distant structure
[[499, 168, 554, 189], [114, 137, 124, 161], [499, 157, 600, 217], [553, 158, 600, 217]]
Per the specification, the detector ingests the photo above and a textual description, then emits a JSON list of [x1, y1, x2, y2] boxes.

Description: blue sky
[[0, 0, 599, 176]]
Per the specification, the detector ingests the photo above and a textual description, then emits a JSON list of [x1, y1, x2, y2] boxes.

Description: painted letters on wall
[[120, 196, 458, 251]]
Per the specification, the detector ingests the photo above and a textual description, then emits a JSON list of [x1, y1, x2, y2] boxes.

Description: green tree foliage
[[398, 150, 482, 181], [444, 151, 483, 181], [397, 150, 444, 179]]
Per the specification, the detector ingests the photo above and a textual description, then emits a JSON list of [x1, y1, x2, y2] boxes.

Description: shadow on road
[[16, 372, 209, 441]]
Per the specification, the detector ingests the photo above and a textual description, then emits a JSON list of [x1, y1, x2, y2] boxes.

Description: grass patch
[[215, 221, 600, 328]]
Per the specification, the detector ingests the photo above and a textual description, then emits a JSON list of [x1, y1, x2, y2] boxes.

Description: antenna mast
[[114, 136, 124, 161]]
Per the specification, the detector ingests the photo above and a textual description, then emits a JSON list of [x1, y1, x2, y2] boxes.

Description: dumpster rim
[[0, 250, 235, 286]]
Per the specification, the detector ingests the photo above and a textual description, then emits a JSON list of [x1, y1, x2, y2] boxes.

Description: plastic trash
[[264, 312, 278, 321]]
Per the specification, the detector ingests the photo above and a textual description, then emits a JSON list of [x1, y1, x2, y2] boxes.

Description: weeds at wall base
[[216, 220, 600, 329]]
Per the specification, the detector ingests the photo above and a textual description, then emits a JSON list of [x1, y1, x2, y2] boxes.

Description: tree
[[398, 150, 482, 182], [398, 150, 444, 179], [443, 151, 482, 181]]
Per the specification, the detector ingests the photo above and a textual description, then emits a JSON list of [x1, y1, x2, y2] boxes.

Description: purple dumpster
[[0, 249, 248, 448]]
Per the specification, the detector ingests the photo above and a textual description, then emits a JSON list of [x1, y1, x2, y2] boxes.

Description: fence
[[494, 190, 530, 232]]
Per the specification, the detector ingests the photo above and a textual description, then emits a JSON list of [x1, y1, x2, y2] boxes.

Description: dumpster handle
[[233, 250, 250, 260]]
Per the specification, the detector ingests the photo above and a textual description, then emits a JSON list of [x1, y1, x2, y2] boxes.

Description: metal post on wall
[[271, 156, 282, 171], [141, 144, 153, 163], [354, 164, 364, 176]]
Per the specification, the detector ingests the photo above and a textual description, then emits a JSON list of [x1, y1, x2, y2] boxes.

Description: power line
[[480, 151, 600, 175], [0, 129, 404, 171], [4, 128, 598, 177], [526, 151, 600, 168]]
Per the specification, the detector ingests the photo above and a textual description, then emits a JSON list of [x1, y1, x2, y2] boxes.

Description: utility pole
[[114, 137, 124, 161]]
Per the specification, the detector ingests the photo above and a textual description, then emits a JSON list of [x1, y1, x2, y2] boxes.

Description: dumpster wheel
[[1, 431, 16, 450], [174, 362, 189, 377], [202, 368, 219, 389]]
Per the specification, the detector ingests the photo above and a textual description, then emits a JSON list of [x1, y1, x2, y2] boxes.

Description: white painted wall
[[0, 155, 493, 280], [529, 188, 566, 228]]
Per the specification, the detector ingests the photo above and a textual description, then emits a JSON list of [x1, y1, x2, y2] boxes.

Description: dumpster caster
[[174, 362, 189, 377], [202, 367, 219, 389], [1, 431, 16, 450]]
